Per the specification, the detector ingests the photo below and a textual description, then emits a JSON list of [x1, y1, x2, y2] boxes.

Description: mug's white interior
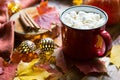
[[60, 5, 108, 29]]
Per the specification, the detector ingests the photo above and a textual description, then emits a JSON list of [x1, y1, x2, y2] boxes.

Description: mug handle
[[97, 30, 112, 57]]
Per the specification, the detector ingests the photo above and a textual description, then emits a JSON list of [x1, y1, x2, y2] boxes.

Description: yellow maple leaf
[[110, 45, 120, 68], [73, 0, 83, 5], [13, 59, 51, 80]]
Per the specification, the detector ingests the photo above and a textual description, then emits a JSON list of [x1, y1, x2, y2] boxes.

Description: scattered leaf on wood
[[73, 0, 83, 5], [14, 59, 51, 80], [34, 1, 61, 30], [0, 57, 18, 80], [54, 47, 107, 75], [75, 59, 107, 74], [110, 45, 120, 68]]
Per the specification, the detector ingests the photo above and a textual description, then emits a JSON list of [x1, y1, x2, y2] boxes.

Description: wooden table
[[49, 0, 120, 80], [13, 0, 120, 80]]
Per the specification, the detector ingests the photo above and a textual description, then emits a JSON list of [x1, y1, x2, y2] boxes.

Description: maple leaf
[[34, 10, 60, 30], [37, 1, 55, 15], [34, 1, 61, 30], [110, 45, 120, 68], [14, 59, 51, 80], [54, 47, 107, 75], [73, 0, 83, 5]]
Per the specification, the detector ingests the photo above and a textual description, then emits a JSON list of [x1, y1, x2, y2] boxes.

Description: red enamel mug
[[60, 5, 112, 61]]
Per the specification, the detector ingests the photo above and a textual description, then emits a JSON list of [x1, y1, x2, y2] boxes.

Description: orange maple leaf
[[37, 1, 55, 15]]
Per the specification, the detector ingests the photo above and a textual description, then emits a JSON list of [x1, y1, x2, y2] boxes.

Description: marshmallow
[[62, 10, 105, 29]]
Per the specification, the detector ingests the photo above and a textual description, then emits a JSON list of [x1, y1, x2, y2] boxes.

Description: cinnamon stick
[[24, 11, 40, 29], [22, 12, 35, 28], [19, 10, 41, 32], [19, 13, 34, 31], [19, 13, 30, 28]]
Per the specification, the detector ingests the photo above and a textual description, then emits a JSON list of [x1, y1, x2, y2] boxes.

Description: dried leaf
[[34, 10, 60, 30], [110, 45, 120, 68], [0, 57, 18, 80], [34, 1, 61, 30], [37, 1, 55, 15], [73, 0, 83, 5], [76, 59, 107, 74], [54, 48, 107, 74], [1, 64, 18, 80], [14, 59, 51, 80], [54, 47, 68, 73]]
